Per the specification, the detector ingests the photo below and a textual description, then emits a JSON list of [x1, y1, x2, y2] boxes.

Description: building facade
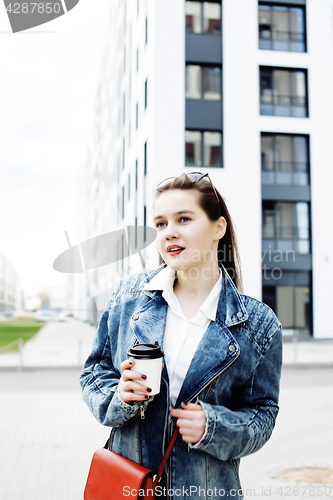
[[0, 251, 22, 315], [78, 0, 333, 338]]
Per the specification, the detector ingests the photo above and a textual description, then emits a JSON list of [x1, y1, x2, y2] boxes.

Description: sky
[[0, 0, 111, 299]]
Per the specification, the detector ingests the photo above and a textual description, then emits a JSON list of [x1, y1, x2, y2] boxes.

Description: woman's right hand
[[119, 359, 152, 403]]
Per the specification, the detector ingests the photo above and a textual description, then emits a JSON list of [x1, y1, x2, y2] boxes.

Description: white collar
[[143, 265, 222, 323]]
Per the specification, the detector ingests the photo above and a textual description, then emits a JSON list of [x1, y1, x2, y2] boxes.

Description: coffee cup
[[127, 341, 164, 395]]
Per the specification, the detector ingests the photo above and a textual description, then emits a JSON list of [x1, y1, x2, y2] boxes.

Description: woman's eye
[[179, 217, 190, 222], [155, 221, 165, 228]]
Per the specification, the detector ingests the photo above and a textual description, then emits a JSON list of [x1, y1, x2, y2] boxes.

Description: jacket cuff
[[111, 386, 153, 423], [188, 400, 216, 451]]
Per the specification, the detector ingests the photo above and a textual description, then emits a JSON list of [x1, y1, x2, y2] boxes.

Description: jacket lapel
[[130, 265, 248, 405], [174, 269, 246, 408]]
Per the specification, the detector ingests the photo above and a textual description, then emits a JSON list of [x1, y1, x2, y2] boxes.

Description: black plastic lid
[[127, 341, 164, 359]]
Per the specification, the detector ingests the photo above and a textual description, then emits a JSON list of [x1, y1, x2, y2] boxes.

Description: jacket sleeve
[[79, 307, 151, 428], [189, 324, 283, 461]]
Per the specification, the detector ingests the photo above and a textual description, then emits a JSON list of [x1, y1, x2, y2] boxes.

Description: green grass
[[0, 318, 45, 353]]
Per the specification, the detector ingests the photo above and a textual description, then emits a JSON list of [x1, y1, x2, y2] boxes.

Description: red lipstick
[[167, 245, 185, 255]]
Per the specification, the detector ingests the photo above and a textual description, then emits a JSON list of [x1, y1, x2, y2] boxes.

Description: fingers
[[120, 358, 134, 371], [169, 402, 206, 443], [119, 378, 152, 402], [122, 368, 146, 382], [181, 402, 202, 411], [120, 359, 147, 382], [119, 381, 152, 402], [119, 358, 152, 403], [170, 402, 202, 418]]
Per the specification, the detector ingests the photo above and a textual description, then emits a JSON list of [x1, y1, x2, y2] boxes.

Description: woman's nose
[[165, 223, 179, 240]]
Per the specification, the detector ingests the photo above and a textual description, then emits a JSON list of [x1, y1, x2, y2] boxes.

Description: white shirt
[[143, 266, 222, 407]]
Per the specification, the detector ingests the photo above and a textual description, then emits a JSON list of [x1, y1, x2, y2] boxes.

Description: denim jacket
[[80, 264, 283, 499]]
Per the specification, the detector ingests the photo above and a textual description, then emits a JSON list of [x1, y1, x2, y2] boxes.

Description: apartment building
[[0, 250, 22, 314], [79, 0, 333, 338]]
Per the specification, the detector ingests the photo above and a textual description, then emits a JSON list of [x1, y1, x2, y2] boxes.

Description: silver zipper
[[166, 351, 240, 499], [186, 351, 240, 405]]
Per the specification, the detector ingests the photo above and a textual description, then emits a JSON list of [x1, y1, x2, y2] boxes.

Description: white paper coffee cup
[[127, 341, 164, 395]]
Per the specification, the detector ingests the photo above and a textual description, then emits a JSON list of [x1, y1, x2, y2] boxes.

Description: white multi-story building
[[77, 0, 333, 338], [0, 251, 22, 314]]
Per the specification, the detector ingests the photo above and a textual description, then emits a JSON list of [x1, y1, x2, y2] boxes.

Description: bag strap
[[152, 426, 179, 484]]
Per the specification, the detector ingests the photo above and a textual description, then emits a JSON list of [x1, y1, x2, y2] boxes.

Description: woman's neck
[[173, 263, 221, 299]]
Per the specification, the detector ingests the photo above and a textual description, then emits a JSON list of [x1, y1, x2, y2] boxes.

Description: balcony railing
[[259, 29, 305, 42], [260, 92, 307, 117], [260, 93, 306, 106], [262, 161, 309, 186], [262, 226, 310, 254], [259, 29, 305, 52]]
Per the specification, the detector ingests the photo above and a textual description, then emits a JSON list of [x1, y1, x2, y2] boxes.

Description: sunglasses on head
[[157, 172, 222, 212]]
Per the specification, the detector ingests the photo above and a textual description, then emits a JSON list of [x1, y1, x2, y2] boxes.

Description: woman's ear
[[216, 216, 227, 240]]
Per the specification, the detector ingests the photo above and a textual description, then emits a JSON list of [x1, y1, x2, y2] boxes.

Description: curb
[[0, 365, 83, 372], [282, 363, 333, 369]]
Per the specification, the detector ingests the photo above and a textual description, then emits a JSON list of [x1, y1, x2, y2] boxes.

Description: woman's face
[[153, 189, 226, 273]]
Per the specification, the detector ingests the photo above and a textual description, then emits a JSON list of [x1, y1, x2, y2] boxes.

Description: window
[[128, 173, 131, 200], [186, 1, 221, 34], [136, 102, 139, 129], [186, 130, 222, 167], [262, 201, 310, 254], [263, 283, 311, 336], [144, 205, 147, 241], [145, 17, 148, 44], [144, 141, 147, 175], [261, 134, 309, 185], [259, 4, 306, 52], [144, 79, 148, 108], [186, 65, 221, 100], [260, 67, 307, 117], [136, 48, 139, 72]]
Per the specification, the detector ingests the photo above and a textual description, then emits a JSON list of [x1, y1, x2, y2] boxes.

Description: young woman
[[80, 172, 282, 499]]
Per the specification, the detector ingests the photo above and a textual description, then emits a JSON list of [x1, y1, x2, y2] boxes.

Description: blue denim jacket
[[80, 264, 282, 499]]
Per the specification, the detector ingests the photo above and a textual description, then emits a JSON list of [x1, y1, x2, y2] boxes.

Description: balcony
[[260, 91, 307, 117]]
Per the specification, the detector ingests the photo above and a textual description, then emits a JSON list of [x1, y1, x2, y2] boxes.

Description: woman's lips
[[167, 248, 184, 256], [167, 246, 185, 256]]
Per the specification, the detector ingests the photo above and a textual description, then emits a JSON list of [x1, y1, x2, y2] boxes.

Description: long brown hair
[[155, 173, 243, 292]]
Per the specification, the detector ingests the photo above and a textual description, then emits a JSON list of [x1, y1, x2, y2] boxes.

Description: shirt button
[[237, 312, 243, 318], [229, 345, 236, 352], [133, 314, 139, 320]]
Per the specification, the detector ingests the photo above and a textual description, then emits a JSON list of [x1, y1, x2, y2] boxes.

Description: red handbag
[[84, 426, 179, 500]]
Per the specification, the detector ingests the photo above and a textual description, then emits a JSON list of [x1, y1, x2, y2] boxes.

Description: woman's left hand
[[169, 402, 206, 444]]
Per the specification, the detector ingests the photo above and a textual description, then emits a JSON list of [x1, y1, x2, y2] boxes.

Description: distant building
[[0, 251, 22, 314], [76, 0, 333, 339]]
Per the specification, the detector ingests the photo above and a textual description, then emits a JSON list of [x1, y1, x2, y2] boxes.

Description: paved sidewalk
[[282, 338, 333, 366], [0, 367, 332, 500], [0, 321, 333, 499], [0, 369, 107, 500], [0, 319, 96, 369], [0, 318, 332, 369]]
